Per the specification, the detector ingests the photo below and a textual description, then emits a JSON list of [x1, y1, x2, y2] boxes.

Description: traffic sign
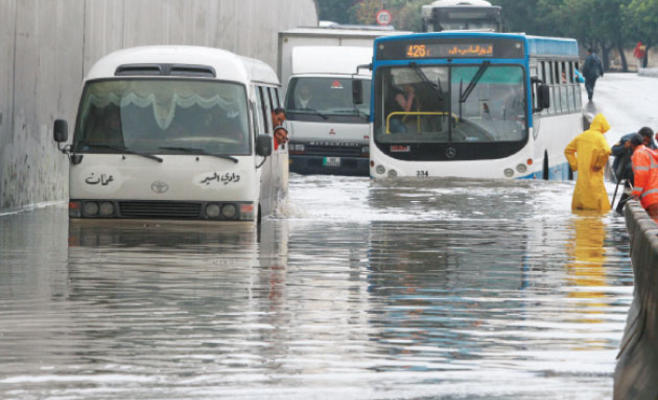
[[376, 9, 392, 26]]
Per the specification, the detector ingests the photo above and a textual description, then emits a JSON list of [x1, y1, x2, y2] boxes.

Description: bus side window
[[252, 86, 264, 136], [258, 86, 270, 133], [263, 86, 274, 132], [273, 88, 282, 108]]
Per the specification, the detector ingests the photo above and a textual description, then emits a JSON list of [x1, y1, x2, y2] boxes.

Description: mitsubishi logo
[[445, 147, 457, 159], [329, 128, 336, 135], [151, 181, 169, 194]]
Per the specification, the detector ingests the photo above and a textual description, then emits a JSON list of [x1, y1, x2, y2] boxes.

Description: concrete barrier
[[614, 200, 658, 399], [0, 0, 317, 211]]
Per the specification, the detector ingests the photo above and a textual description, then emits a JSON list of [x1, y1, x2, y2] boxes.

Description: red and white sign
[[375, 9, 392, 26]]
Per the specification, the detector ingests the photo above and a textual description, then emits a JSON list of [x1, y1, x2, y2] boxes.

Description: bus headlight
[[516, 163, 528, 174], [99, 201, 115, 217], [504, 168, 515, 178], [83, 201, 99, 217], [69, 201, 82, 218], [206, 203, 221, 218], [387, 169, 398, 178], [375, 165, 386, 175], [221, 204, 238, 219]]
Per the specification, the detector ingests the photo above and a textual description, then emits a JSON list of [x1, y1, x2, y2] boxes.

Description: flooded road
[[0, 175, 632, 399]]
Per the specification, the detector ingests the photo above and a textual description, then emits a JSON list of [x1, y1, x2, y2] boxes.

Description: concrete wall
[[614, 201, 658, 399], [0, 0, 317, 211]]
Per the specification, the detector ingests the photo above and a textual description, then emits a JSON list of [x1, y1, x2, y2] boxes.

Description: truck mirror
[[256, 134, 272, 158], [538, 84, 550, 110], [353, 79, 363, 105], [54, 119, 68, 143]]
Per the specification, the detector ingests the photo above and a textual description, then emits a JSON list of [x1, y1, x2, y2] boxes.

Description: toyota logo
[[445, 147, 457, 159], [151, 181, 169, 193]]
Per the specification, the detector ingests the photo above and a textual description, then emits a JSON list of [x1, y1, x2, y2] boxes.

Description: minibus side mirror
[[537, 84, 550, 111], [54, 119, 70, 154], [54, 119, 68, 143], [353, 79, 363, 105], [256, 134, 272, 158]]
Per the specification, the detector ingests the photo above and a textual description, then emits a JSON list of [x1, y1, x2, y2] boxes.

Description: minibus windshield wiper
[[159, 146, 239, 164], [81, 143, 163, 163], [459, 61, 491, 103], [410, 62, 443, 99]]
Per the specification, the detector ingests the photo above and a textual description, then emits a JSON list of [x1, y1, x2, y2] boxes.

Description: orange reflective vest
[[631, 145, 658, 209]]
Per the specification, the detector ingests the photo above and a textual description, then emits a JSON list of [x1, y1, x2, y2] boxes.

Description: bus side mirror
[[256, 134, 272, 158], [537, 84, 550, 110], [54, 119, 70, 154], [54, 119, 68, 143], [353, 79, 363, 105]]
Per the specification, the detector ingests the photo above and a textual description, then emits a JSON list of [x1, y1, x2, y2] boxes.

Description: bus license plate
[[323, 157, 341, 167]]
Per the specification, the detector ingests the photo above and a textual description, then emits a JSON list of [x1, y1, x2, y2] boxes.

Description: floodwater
[[0, 175, 633, 400]]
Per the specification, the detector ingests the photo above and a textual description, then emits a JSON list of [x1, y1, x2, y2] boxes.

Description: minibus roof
[[85, 45, 279, 85]]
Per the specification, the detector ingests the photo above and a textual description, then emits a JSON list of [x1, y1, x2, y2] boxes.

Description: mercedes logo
[[445, 147, 457, 159], [151, 181, 169, 194]]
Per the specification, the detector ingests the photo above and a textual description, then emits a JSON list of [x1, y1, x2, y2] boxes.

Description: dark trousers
[[585, 77, 597, 101]]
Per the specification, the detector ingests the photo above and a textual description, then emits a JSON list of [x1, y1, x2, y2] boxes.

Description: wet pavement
[[0, 175, 633, 399]]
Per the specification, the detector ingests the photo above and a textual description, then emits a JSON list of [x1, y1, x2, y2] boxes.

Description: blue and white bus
[[366, 32, 583, 180]]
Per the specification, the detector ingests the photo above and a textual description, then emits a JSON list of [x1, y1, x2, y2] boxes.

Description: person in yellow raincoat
[[564, 113, 612, 212]]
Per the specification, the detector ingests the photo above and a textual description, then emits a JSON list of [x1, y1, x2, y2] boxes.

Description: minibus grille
[[118, 201, 202, 219]]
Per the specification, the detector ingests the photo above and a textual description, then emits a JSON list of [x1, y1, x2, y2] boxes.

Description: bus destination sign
[[378, 38, 524, 60]]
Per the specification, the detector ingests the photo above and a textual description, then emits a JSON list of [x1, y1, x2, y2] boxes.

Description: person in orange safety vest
[[629, 133, 658, 220]]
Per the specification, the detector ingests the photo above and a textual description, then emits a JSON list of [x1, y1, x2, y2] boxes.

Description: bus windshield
[[73, 79, 250, 155], [285, 77, 371, 123], [375, 64, 526, 144]]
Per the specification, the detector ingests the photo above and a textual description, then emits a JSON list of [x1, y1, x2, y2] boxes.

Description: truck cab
[[284, 46, 372, 175]]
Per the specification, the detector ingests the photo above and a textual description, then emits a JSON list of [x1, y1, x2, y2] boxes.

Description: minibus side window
[[258, 86, 270, 133], [262, 87, 274, 133]]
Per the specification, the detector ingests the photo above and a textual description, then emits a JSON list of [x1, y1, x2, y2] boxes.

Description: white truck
[[277, 27, 406, 176]]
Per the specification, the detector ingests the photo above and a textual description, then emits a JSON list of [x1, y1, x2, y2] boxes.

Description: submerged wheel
[[542, 153, 549, 180]]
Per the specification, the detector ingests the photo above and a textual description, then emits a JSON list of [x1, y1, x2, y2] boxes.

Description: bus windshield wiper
[[459, 61, 491, 103], [81, 143, 163, 163], [159, 146, 239, 164], [410, 62, 443, 99]]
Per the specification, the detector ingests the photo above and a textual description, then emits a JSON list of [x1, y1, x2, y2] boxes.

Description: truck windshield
[[375, 64, 526, 144], [285, 77, 371, 123], [73, 79, 251, 155]]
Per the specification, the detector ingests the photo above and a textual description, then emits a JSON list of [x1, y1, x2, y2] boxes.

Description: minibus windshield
[[73, 79, 250, 155]]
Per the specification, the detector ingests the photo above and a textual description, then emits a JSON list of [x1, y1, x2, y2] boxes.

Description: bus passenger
[[564, 113, 611, 213], [272, 107, 286, 128], [274, 125, 288, 150], [386, 84, 417, 133]]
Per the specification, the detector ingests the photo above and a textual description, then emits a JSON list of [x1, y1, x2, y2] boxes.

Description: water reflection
[[0, 174, 634, 400]]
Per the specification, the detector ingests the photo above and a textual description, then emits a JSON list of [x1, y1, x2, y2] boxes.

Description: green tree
[[624, 0, 658, 67], [317, 0, 357, 24]]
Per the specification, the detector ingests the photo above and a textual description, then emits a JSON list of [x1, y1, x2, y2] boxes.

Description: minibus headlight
[[504, 168, 515, 178], [69, 201, 82, 218], [387, 169, 398, 178], [375, 165, 386, 175], [221, 204, 238, 219], [516, 163, 528, 174], [83, 201, 99, 217], [239, 204, 256, 220], [99, 201, 115, 217], [206, 203, 221, 218]]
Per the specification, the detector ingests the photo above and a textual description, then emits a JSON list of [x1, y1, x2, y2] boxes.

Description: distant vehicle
[[278, 27, 407, 176], [422, 0, 503, 32], [367, 31, 583, 180], [53, 45, 287, 223]]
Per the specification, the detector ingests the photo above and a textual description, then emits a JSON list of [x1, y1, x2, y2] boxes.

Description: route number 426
[[416, 170, 429, 177]]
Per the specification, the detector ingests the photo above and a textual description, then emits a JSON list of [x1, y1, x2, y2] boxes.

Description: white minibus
[[54, 46, 287, 223]]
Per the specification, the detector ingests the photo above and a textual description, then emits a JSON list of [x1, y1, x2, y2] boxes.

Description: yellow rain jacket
[[564, 113, 611, 212]]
